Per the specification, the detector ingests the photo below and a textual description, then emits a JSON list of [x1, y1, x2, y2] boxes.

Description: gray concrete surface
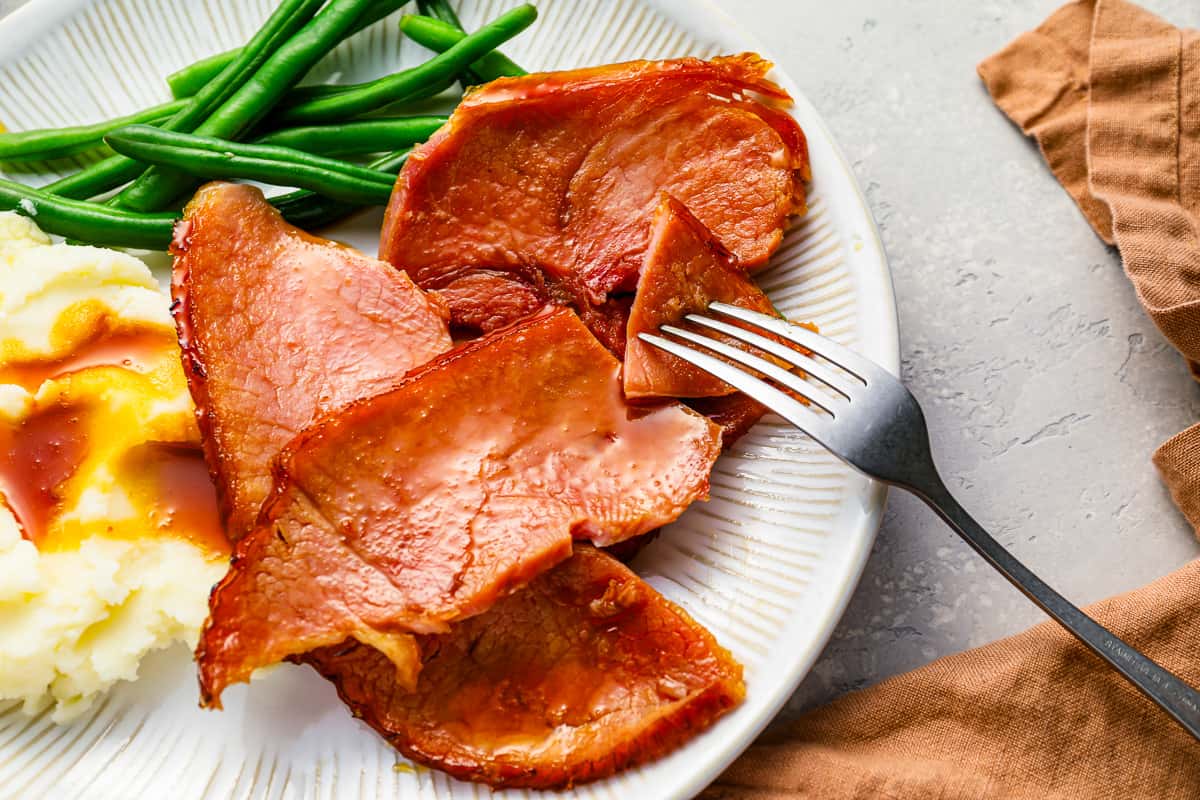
[[733, 0, 1200, 725], [2, 0, 1198, 729]]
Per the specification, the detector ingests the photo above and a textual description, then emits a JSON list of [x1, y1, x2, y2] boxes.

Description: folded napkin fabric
[[702, 561, 1200, 799], [980, 0, 1200, 527], [701, 2, 1200, 797]]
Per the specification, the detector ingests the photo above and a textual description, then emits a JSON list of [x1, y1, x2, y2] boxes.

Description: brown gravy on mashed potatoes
[[0, 336, 226, 555], [0, 399, 88, 548], [0, 211, 228, 721], [0, 329, 166, 393], [117, 441, 226, 555]]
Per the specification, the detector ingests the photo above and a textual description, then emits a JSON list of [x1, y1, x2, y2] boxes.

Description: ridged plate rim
[[0, 1, 898, 798]]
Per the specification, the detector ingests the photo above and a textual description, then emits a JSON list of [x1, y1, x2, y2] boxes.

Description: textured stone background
[[2, 0, 1199, 727], [738, 0, 1200, 724]]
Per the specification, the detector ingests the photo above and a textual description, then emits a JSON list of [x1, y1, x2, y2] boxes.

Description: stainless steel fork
[[641, 300, 1200, 742]]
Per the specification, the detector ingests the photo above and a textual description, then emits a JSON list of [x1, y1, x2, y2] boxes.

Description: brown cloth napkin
[[702, 562, 1200, 799], [701, 1, 1200, 797]]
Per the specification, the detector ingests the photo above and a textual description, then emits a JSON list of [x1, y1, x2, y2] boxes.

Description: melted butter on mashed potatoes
[[0, 212, 228, 722]]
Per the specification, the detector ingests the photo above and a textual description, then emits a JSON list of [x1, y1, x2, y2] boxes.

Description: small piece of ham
[[304, 546, 745, 789], [380, 54, 809, 341], [197, 308, 722, 707], [624, 196, 779, 399], [686, 394, 772, 449], [171, 182, 452, 541]]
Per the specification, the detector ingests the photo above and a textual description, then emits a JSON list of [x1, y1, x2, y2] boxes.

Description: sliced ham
[[171, 182, 452, 541], [197, 308, 722, 707], [433, 270, 552, 335], [380, 54, 809, 339], [304, 546, 744, 789], [624, 196, 779, 399], [686, 393, 771, 449]]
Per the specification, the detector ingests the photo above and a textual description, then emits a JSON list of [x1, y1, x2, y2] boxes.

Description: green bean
[[167, 53, 239, 103], [0, 99, 187, 163], [0, 149, 408, 252], [272, 148, 410, 229], [115, 0, 378, 213], [415, 1, 462, 34], [0, 150, 409, 253], [37, 93, 358, 201], [415, 1, 483, 88], [39, 0, 325, 202], [277, 5, 537, 126], [412, 1, 525, 82], [160, 0, 326, 132], [402, 13, 527, 81], [166, 0, 413, 99], [0, 177, 175, 250], [42, 155, 145, 200], [253, 116, 446, 156], [109, 125, 397, 183], [36, 99, 355, 202], [282, 83, 353, 100], [105, 126, 395, 206], [402, 15, 525, 82]]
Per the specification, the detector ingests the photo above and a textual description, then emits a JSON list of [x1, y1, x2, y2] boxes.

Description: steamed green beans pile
[[107, 126, 398, 206], [0, 1, 534, 250], [415, 0, 526, 83]]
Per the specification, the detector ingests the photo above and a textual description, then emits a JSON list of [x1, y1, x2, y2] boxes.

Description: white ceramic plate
[[0, 1, 897, 797]]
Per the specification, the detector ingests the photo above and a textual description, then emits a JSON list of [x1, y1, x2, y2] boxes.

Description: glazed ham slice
[[686, 393, 771, 449], [624, 196, 778, 400], [305, 546, 745, 790], [380, 54, 809, 337], [197, 308, 722, 706], [171, 182, 452, 541]]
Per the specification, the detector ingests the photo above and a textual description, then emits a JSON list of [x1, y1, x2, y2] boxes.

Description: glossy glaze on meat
[[380, 54, 809, 339], [171, 183, 452, 541], [624, 196, 778, 399], [197, 308, 722, 707], [686, 393, 772, 449], [305, 546, 745, 789]]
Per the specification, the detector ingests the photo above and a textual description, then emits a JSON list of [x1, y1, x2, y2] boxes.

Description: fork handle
[[913, 476, 1200, 741]]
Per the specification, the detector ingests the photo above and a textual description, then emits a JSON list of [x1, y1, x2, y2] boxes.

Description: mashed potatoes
[[0, 212, 227, 722]]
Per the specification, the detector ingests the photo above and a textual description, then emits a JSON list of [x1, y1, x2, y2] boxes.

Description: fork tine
[[637, 333, 833, 436], [682, 313, 857, 399], [708, 301, 882, 382], [659, 324, 840, 415]]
